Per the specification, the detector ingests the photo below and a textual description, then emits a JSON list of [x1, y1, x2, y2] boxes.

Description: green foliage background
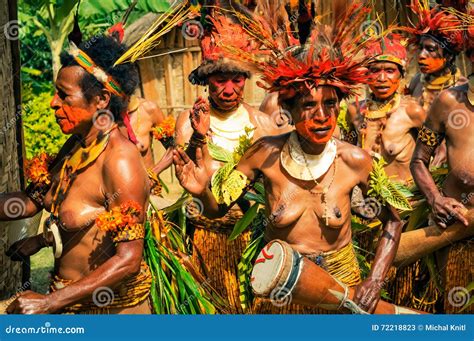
[[18, 0, 169, 159], [22, 84, 67, 159]]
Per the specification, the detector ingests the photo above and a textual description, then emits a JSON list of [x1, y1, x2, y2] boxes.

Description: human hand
[[352, 277, 383, 314], [190, 97, 210, 137], [431, 195, 468, 228], [173, 147, 208, 196], [7, 291, 55, 314]]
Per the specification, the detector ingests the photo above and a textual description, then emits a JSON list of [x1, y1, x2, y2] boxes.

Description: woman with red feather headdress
[[173, 0, 425, 314]]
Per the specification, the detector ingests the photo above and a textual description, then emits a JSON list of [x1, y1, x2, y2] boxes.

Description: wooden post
[[182, 51, 193, 107], [138, 58, 161, 105], [0, 0, 24, 299]]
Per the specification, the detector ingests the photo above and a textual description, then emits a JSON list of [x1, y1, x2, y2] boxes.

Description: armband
[[417, 126, 444, 147]]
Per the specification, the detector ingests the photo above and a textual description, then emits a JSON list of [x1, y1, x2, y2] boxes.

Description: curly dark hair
[[60, 35, 139, 121]]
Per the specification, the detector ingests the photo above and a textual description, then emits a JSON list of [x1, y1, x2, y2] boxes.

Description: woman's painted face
[[367, 61, 402, 99], [417, 37, 447, 74], [50, 66, 97, 135], [290, 86, 339, 145], [207, 73, 246, 111]]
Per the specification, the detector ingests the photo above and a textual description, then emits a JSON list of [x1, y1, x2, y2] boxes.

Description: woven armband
[[110, 223, 145, 243], [417, 126, 444, 147], [25, 182, 51, 207]]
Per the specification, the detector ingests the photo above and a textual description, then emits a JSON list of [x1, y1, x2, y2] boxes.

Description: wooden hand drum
[[251, 240, 304, 303]]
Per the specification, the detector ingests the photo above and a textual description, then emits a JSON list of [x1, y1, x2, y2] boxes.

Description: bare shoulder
[[105, 130, 145, 170], [103, 130, 149, 201], [403, 96, 426, 122], [431, 89, 462, 119], [138, 99, 164, 124], [337, 140, 372, 175], [242, 132, 290, 162]]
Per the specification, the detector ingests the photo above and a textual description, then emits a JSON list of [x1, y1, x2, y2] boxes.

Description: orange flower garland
[[95, 200, 145, 242], [152, 116, 175, 142], [25, 153, 54, 186]]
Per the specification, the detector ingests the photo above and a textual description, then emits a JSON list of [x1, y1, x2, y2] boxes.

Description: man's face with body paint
[[50, 66, 99, 135], [417, 36, 448, 74], [367, 61, 402, 100], [283, 86, 339, 146], [207, 72, 246, 112]]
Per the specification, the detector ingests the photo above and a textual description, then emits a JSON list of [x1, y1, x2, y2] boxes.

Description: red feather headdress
[[405, 0, 465, 53], [213, 0, 371, 100], [442, 0, 474, 53]]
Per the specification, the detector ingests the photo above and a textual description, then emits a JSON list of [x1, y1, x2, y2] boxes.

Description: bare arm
[[53, 147, 149, 310], [352, 149, 402, 313], [410, 92, 468, 227]]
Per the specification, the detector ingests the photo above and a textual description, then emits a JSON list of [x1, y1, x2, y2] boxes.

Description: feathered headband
[[68, 42, 125, 97], [364, 33, 408, 70]]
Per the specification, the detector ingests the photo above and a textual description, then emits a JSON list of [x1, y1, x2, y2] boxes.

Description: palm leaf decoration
[[208, 141, 233, 163], [143, 200, 230, 314], [237, 209, 266, 312], [210, 126, 254, 205], [367, 157, 413, 211]]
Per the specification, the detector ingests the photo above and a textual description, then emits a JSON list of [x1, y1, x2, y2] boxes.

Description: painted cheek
[[387, 77, 400, 93], [57, 105, 91, 133], [295, 115, 336, 144], [420, 57, 446, 73]]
